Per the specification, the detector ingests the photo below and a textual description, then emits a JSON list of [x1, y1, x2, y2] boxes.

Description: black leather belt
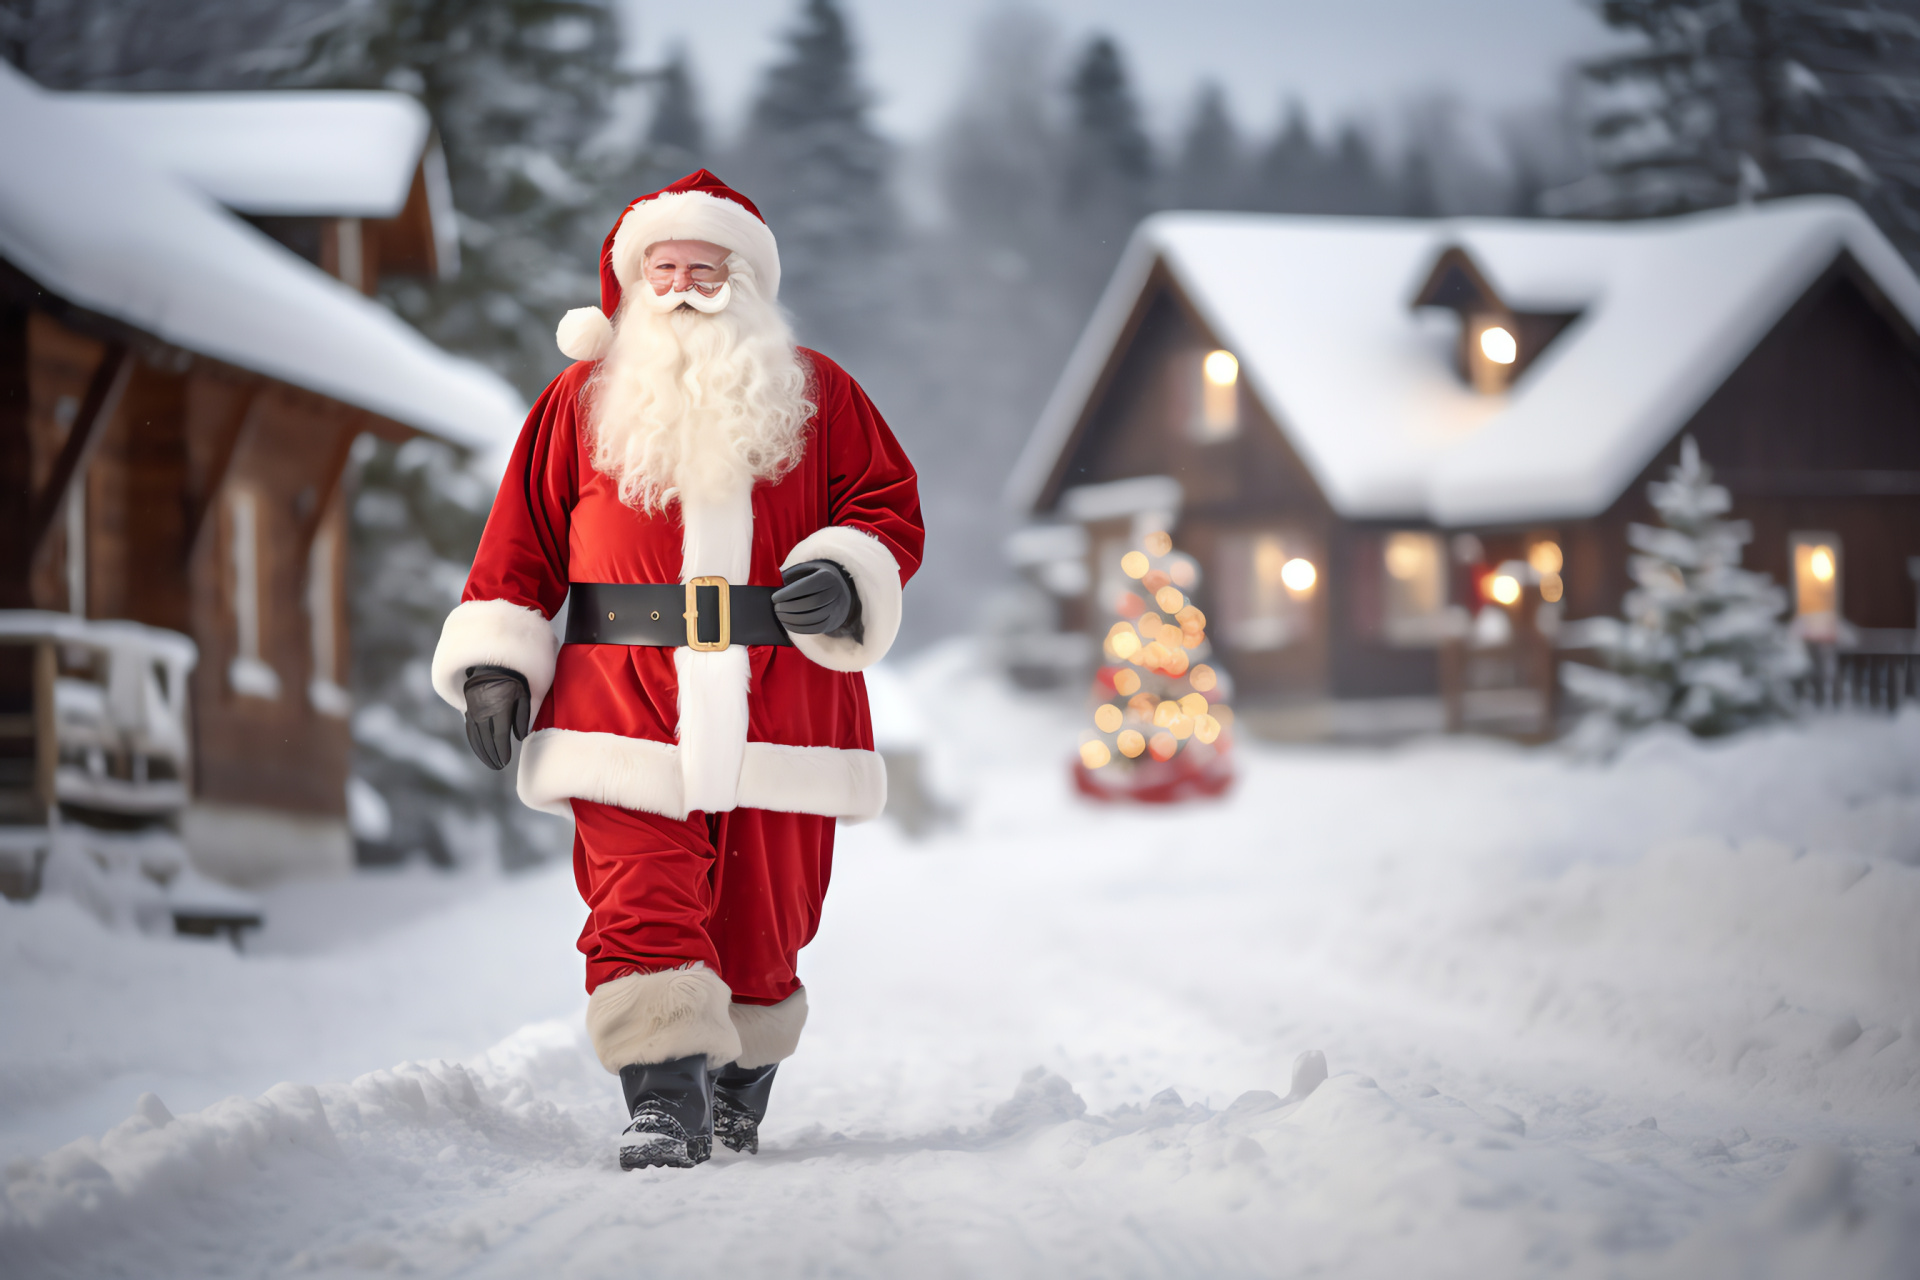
[[564, 581, 792, 649]]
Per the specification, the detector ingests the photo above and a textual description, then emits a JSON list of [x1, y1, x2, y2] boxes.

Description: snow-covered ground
[[5, 645, 1919, 1278]]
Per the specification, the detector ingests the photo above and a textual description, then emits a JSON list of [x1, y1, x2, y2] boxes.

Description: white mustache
[[641, 281, 732, 314]]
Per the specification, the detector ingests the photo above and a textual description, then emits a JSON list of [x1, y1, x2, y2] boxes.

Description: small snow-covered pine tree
[[1563, 436, 1808, 741]]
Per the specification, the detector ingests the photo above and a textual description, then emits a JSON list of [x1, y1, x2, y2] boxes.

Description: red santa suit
[[431, 172, 922, 1075]]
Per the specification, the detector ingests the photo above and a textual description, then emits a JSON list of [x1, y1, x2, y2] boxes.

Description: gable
[[1035, 269, 1332, 522]]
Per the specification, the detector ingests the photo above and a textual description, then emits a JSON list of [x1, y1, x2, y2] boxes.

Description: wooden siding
[[7, 306, 375, 819]]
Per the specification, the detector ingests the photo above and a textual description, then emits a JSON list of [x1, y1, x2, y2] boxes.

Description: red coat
[[432, 349, 923, 822]]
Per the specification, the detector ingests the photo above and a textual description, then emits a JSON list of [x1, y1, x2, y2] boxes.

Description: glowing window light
[[1479, 325, 1518, 365], [1203, 350, 1239, 386], [1527, 540, 1563, 575], [1489, 573, 1522, 606], [1809, 548, 1835, 582], [1280, 557, 1317, 593]]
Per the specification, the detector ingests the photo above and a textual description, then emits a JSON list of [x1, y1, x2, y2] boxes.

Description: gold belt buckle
[[684, 576, 730, 651]]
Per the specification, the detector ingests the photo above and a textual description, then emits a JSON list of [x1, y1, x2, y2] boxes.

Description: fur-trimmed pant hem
[[584, 962, 743, 1072], [729, 988, 808, 1069]]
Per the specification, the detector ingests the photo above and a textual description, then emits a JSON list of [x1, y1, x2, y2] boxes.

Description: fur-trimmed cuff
[[730, 988, 808, 1069], [585, 963, 742, 1073], [781, 526, 903, 672], [431, 599, 559, 715]]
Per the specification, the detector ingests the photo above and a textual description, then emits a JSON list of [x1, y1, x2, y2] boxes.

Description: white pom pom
[[556, 307, 612, 362]]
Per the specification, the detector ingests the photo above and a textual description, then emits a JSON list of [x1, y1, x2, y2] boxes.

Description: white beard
[[586, 258, 813, 513]]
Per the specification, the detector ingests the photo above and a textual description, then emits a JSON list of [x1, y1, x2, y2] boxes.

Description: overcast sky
[[617, 0, 1628, 144]]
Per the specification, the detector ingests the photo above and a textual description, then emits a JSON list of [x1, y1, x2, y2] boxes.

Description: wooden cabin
[[0, 66, 522, 884], [1007, 198, 1920, 738]]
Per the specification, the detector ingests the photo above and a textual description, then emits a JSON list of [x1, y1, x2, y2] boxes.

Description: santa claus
[[431, 171, 922, 1169]]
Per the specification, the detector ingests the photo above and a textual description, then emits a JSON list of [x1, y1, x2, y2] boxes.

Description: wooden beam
[[27, 342, 134, 558], [185, 383, 265, 554], [291, 411, 366, 566]]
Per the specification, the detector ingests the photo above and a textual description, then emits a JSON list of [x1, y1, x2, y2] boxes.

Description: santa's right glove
[[463, 665, 530, 771]]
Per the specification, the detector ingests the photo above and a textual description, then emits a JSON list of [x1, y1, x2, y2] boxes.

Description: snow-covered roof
[[0, 66, 522, 453], [56, 90, 433, 218], [1011, 198, 1920, 527]]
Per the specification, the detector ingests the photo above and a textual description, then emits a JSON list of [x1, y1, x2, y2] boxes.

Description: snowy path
[[4, 660, 1919, 1277]]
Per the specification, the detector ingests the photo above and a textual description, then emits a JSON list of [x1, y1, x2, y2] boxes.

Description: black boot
[[713, 1063, 778, 1155], [617, 1055, 715, 1170]]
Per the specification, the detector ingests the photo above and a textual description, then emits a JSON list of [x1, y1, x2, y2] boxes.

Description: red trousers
[[570, 799, 835, 1005]]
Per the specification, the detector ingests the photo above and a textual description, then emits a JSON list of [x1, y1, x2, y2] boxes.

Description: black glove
[[463, 665, 529, 771], [773, 559, 862, 640]]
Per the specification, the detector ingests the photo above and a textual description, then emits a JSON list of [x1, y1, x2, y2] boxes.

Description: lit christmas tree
[[1074, 529, 1235, 802], [1562, 436, 1808, 745]]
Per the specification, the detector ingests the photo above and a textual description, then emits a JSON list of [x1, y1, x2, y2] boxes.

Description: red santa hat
[[555, 169, 781, 362]]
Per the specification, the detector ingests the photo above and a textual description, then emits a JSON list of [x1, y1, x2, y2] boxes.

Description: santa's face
[[642, 239, 733, 312]]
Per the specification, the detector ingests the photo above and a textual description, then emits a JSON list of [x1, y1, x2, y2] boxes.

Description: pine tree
[[347, 436, 566, 870], [277, 0, 631, 398], [646, 45, 705, 169], [729, 0, 895, 360], [1562, 436, 1808, 743], [1059, 34, 1154, 297], [1557, 0, 1920, 262], [1169, 82, 1244, 211]]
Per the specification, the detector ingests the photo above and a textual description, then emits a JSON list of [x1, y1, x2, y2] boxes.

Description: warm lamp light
[[1809, 548, 1836, 583], [1479, 326, 1518, 365], [1203, 350, 1239, 387], [1489, 573, 1522, 606], [1280, 557, 1317, 592], [1527, 541, 1563, 575]]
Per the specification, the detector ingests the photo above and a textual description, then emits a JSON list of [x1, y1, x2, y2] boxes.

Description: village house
[[0, 65, 523, 897], [1007, 197, 1920, 738]]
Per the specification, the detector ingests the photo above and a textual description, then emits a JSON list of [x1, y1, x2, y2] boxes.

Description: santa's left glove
[[773, 559, 862, 639], [463, 665, 530, 771]]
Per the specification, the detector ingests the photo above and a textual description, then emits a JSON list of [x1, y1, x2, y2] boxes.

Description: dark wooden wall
[[1558, 255, 1920, 630]]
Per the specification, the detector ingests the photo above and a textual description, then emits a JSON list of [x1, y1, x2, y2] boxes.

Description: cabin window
[[1381, 531, 1449, 645], [1188, 349, 1240, 442], [226, 487, 282, 700], [306, 510, 351, 717], [1217, 531, 1315, 650], [1790, 532, 1841, 640]]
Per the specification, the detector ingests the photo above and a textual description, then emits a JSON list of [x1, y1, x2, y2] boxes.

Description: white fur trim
[[676, 646, 748, 813], [780, 527, 904, 672], [610, 190, 782, 302], [556, 306, 612, 361], [515, 728, 883, 821], [431, 599, 559, 715], [738, 742, 886, 822], [673, 481, 754, 812], [729, 989, 809, 1069], [586, 963, 742, 1072]]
